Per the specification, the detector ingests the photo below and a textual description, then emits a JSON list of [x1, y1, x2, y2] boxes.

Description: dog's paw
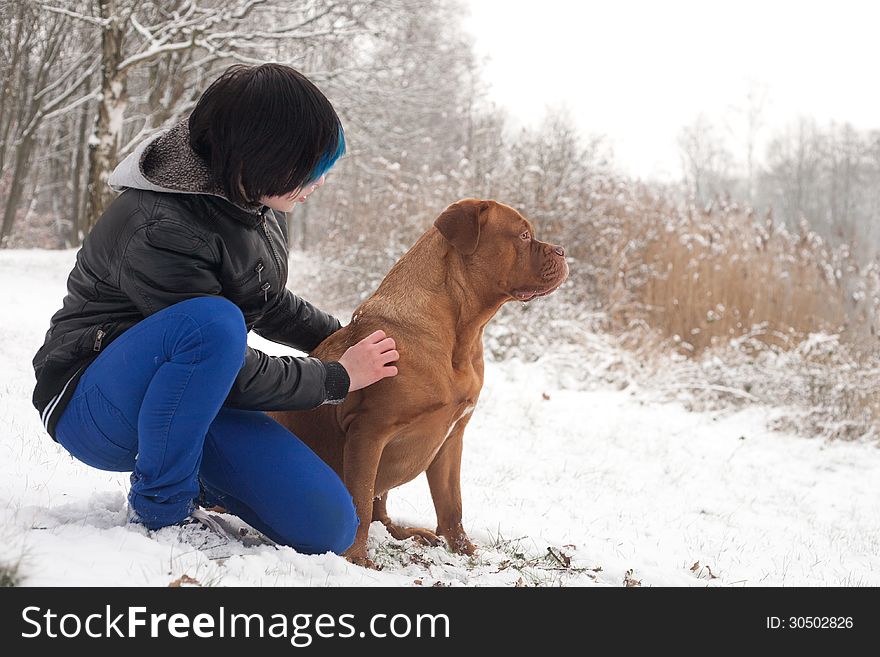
[[344, 547, 382, 570], [411, 531, 442, 547], [384, 523, 442, 547], [348, 555, 382, 570], [448, 536, 477, 556], [438, 526, 477, 556]]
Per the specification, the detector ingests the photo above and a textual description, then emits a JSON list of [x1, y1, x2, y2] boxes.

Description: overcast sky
[[462, 0, 880, 181]]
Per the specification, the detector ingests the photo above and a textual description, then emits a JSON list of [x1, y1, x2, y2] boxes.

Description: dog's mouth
[[510, 260, 569, 302], [511, 280, 565, 302]]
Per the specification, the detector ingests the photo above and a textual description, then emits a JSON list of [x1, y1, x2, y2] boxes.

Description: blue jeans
[[55, 296, 357, 554]]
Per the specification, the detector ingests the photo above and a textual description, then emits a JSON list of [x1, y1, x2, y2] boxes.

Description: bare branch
[[116, 37, 197, 72], [20, 62, 99, 139], [194, 41, 267, 66], [41, 62, 99, 115], [117, 0, 275, 72], [129, 12, 158, 49], [42, 87, 100, 122], [119, 98, 198, 155], [34, 48, 98, 103], [146, 2, 199, 44], [37, 2, 109, 28]]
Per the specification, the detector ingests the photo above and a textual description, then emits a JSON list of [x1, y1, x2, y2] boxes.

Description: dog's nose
[[553, 245, 565, 257]]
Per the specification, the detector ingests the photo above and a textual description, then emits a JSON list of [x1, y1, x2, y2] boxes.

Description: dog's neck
[[361, 229, 508, 349]]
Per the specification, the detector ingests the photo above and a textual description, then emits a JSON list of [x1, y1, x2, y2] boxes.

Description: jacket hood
[[108, 117, 265, 216]]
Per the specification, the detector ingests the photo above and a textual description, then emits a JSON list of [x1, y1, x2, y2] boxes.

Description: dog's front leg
[[342, 434, 384, 569], [426, 416, 477, 556]]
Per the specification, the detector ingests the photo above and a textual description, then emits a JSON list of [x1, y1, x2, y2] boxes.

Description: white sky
[[463, 0, 880, 180]]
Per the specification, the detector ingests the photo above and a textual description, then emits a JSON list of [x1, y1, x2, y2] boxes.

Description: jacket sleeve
[[252, 287, 343, 353], [119, 219, 341, 409]]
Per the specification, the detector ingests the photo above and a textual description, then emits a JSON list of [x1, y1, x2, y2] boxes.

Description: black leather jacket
[[32, 187, 350, 440]]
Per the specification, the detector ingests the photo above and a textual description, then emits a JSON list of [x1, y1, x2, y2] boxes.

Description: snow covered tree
[[0, 1, 93, 246], [28, 0, 382, 236]]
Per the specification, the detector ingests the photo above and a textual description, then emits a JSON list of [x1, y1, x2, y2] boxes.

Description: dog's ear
[[434, 199, 490, 256]]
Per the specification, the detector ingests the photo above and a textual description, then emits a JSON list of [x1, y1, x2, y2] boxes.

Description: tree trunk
[[0, 3, 28, 177], [85, 0, 127, 233], [0, 130, 36, 247], [0, 9, 66, 248], [70, 97, 92, 245]]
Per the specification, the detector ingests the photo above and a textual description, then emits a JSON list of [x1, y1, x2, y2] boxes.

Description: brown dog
[[269, 198, 568, 567]]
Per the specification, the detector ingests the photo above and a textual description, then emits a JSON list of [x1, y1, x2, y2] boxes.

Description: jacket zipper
[[256, 262, 269, 301], [93, 328, 105, 352], [260, 209, 283, 303]]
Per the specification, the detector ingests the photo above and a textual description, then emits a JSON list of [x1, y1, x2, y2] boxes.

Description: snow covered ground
[[1, 248, 879, 587]]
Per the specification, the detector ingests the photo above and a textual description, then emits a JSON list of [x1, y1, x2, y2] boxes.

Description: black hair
[[188, 63, 345, 206]]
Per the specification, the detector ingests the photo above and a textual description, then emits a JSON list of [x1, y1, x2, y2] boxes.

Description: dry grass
[[639, 213, 843, 351], [575, 192, 878, 356]]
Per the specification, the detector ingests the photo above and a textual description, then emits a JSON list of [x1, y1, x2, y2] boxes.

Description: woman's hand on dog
[[338, 329, 399, 392]]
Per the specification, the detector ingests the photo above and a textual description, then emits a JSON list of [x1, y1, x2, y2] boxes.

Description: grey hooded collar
[[108, 118, 267, 221]]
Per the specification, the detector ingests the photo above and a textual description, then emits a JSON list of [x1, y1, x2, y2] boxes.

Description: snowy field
[[1, 248, 879, 587]]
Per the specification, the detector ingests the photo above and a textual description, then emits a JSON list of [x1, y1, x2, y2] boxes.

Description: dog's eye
[[520, 230, 531, 241]]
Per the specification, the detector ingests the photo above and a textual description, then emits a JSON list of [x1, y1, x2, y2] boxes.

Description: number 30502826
[[766, 617, 854, 629]]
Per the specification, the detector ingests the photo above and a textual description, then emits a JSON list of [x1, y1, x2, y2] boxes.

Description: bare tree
[[757, 117, 878, 258], [825, 122, 865, 244], [33, 0, 377, 235], [2, 0, 437, 247], [79, 0, 274, 230], [729, 81, 768, 204], [0, 2, 94, 247], [678, 114, 734, 204]]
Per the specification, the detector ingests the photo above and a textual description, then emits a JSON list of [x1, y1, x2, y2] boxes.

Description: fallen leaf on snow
[[168, 574, 201, 587]]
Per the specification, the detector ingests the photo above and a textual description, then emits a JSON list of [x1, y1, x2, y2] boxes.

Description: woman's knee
[[315, 486, 359, 555], [282, 480, 359, 555], [168, 296, 246, 353], [202, 412, 360, 554]]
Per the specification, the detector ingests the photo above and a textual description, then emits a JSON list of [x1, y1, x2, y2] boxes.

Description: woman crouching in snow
[[31, 63, 399, 553]]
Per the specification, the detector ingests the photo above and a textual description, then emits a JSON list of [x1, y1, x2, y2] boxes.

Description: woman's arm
[[252, 288, 343, 353], [119, 218, 343, 408]]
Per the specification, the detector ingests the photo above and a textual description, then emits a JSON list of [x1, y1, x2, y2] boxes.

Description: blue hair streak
[[309, 123, 346, 183]]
